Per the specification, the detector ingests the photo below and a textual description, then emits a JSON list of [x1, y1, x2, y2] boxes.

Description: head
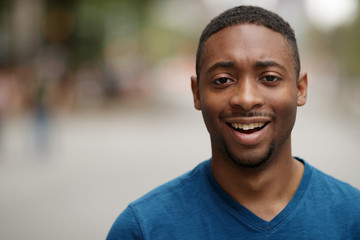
[[196, 5, 301, 80], [191, 6, 307, 169]]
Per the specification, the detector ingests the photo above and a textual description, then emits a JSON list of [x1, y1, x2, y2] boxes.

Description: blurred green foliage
[[45, 0, 153, 65], [307, 12, 360, 81], [330, 14, 360, 80]]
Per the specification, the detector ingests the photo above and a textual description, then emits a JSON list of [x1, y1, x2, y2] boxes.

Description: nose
[[230, 78, 264, 111]]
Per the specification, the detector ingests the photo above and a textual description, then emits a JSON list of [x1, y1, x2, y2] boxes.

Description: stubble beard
[[224, 142, 276, 169], [207, 110, 294, 170], [216, 111, 279, 169]]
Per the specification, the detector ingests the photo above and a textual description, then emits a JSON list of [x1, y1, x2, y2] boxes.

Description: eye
[[261, 75, 281, 83], [213, 77, 232, 85], [212, 77, 234, 89]]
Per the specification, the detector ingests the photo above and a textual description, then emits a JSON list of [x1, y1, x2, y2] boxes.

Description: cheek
[[200, 93, 227, 132], [268, 90, 298, 126], [201, 100, 220, 128]]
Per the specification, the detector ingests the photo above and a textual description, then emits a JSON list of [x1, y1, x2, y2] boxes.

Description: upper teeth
[[231, 123, 265, 130]]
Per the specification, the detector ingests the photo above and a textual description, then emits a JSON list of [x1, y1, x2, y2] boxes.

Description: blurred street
[[0, 87, 359, 240], [1, 0, 360, 239]]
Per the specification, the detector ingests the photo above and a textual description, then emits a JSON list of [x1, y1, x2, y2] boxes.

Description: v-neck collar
[[205, 157, 313, 234]]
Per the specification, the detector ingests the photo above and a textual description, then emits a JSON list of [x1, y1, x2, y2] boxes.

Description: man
[[107, 6, 360, 239]]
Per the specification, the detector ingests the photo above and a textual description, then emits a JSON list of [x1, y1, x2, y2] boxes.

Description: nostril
[[230, 94, 264, 111]]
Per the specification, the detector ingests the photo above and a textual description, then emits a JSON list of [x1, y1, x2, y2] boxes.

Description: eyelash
[[213, 75, 281, 85], [213, 77, 233, 85], [260, 75, 281, 83]]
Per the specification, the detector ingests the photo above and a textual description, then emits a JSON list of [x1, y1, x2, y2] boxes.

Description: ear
[[191, 75, 201, 110], [297, 72, 308, 106]]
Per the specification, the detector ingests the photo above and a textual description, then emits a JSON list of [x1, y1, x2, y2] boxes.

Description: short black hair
[[195, 5, 300, 78]]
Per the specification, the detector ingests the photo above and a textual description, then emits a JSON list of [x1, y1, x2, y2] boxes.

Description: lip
[[225, 117, 271, 125], [225, 118, 271, 146]]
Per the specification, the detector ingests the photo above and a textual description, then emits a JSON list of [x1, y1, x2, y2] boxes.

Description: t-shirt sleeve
[[106, 205, 142, 240]]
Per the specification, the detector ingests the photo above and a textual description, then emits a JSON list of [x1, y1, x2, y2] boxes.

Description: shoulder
[[106, 205, 141, 240], [299, 160, 360, 235], [107, 160, 212, 238], [305, 161, 360, 218], [308, 163, 360, 199], [132, 160, 210, 207]]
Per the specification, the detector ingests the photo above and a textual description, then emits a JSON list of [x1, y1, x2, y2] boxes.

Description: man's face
[[191, 24, 307, 168]]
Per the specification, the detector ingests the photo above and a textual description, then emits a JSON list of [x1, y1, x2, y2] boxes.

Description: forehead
[[200, 24, 295, 75]]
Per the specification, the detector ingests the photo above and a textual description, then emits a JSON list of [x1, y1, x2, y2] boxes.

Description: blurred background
[[0, 0, 359, 239]]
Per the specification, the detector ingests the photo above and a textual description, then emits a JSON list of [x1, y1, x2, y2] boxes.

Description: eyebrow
[[255, 60, 286, 72], [205, 60, 287, 75], [206, 61, 235, 74]]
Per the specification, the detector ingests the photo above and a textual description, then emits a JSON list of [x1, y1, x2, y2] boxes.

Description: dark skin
[[191, 24, 308, 221]]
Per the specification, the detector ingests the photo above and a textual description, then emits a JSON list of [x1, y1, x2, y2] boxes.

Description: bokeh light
[[305, 0, 359, 31]]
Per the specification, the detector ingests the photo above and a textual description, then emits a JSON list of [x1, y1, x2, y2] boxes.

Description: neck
[[210, 146, 304, 221]]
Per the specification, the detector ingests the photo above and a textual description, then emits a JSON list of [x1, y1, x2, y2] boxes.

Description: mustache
[[220, 111, 276, 120]]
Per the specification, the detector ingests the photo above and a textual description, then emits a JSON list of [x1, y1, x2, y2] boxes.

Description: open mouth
[[228, 122, 268, 134]]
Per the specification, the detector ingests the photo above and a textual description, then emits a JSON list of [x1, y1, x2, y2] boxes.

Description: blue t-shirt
[[107, 159, 360, 239]]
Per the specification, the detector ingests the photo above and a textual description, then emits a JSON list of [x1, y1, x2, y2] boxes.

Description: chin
[[225, 143, 275, 169]]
